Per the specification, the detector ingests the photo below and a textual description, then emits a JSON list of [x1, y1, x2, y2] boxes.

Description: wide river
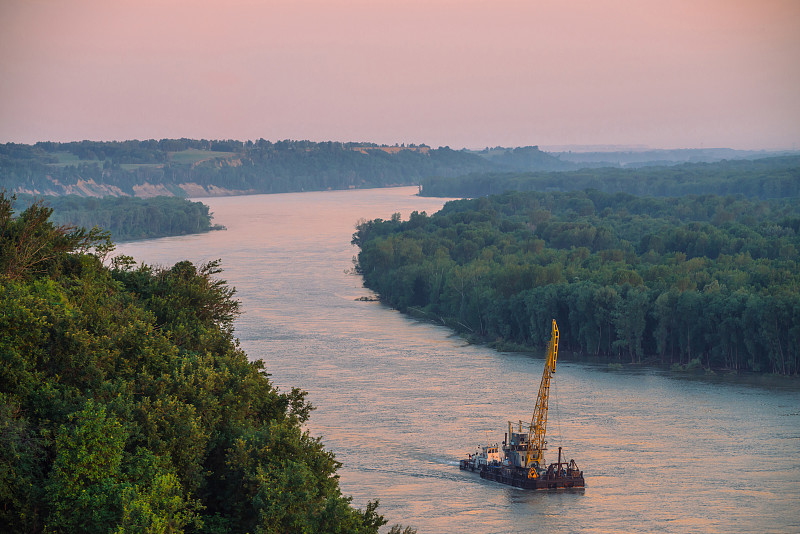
[[119, 187, 800, 534]]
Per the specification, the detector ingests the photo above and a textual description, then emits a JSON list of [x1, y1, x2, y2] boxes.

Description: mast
[[525, 319, 559, 477]]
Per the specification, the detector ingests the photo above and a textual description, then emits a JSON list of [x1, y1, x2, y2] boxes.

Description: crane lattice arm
[[525, 319, 559, 476]]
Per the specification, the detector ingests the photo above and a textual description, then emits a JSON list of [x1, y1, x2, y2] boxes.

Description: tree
[[0, 192, 112, 280], [612, 287, 650, 363]]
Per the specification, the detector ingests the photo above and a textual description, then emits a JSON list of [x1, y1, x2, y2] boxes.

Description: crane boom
[[525, 319, 559, 476]]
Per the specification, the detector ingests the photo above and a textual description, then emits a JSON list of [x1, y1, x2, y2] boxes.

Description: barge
[[460, 320, 585, 489]]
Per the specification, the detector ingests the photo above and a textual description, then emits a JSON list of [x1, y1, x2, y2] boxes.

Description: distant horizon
[[3, 136, 798, 155], [2, 1, 798, 151]]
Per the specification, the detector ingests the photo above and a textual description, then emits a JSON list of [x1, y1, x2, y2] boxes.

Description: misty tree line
[[353, 190, 800, 375], [4, 139, 795, 201], [419, 155, 800, 200]]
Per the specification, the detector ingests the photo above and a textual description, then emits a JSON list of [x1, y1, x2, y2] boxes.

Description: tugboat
[[460, 320, 585, 489], [460, 443, 501, 472]]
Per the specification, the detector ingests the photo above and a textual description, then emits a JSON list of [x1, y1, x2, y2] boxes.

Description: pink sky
[[1, 0, 798, 149]]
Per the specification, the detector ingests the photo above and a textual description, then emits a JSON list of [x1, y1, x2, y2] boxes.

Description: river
[[119, 186, 800, 534]]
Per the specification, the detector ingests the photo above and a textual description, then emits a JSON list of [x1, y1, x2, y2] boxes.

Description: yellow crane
[[503, 319, 559, 479], [466, 319, 583, 489], [526, 319, 559, 476], [503, 320, 560, 478]]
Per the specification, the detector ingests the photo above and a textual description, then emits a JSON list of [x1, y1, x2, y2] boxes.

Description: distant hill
[[0, 139, 496, 198], [467, 145, 799, 172], [468, 145, 575, 171]]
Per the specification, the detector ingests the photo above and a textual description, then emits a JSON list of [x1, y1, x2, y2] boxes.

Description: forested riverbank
[[0, 193, 393, 533], [352, 190, 800, 376], [12, 194, 224, 241]]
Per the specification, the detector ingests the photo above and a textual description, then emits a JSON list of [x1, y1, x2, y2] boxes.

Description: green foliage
[[45, 401, 128, 533], [0, 192, 113, 280], [0, 192, 386, 533], [116, 469, 201, 534], [354, 190, 800, 375], [0, 398, 44, 532]]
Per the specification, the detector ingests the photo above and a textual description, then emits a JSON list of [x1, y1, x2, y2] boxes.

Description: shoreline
[[400, 304, 800, 389]]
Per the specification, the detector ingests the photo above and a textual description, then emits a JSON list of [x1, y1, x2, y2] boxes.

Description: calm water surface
[[119, 187, 800, 534]]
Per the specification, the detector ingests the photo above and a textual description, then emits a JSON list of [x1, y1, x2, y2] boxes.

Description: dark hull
[[477, 464, 584, 490]]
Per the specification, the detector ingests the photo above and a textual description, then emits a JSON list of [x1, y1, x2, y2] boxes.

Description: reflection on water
[[120, 187, 800, 534]]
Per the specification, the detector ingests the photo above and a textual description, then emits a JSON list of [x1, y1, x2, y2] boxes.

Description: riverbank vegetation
[[4, 139, 792, 200], [419, 155, 800, 199], [13, 194, 224, 241], [0, 192, 388, 533], [353, 190, 800, 376]]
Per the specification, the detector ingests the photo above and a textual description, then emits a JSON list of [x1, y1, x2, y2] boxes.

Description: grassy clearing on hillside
[[168, 148, 237, 164], [48, 152, 103, 167]]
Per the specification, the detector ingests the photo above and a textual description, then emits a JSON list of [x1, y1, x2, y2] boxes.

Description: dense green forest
[[0, 193, 396, 533], [13, 195, 224, 242], [419, 155, 800, 199], [0, 139, 497, 197], [353, 190, 800, 376]]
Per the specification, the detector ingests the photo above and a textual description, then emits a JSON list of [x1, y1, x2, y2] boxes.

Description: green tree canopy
[[353, 190, 800, 375], [0, 191, 387, 533]]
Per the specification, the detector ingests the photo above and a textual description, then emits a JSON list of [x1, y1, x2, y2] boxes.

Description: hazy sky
[[1, 0, 799, 149]]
